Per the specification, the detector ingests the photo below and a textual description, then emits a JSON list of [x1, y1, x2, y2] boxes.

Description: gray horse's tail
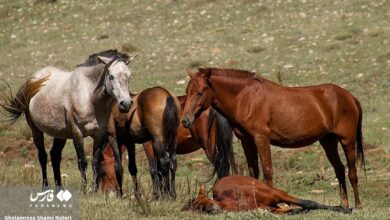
[[0, 76, 48, 126]]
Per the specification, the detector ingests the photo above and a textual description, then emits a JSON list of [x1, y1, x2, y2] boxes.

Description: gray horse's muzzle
[[118, 99, 132, 113]]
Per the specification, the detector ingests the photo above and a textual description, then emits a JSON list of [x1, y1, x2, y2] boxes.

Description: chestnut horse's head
[[181, 68, 213, 128]]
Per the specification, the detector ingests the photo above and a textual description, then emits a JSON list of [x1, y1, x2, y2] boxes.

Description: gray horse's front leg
[[92, 134, 107, 193], [107, 135, 123, 196], [72, 133, 88, 193]]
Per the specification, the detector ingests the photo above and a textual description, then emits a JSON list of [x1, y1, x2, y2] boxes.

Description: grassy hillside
[[0, 0, 389, 219]]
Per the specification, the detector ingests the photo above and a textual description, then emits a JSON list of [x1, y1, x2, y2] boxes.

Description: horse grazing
[[184, 175, 352, 214], [100, 96, 237, 194], [106, 86, 180, 198], [0, 49, 135, 192], [181, 68, 365, 208]]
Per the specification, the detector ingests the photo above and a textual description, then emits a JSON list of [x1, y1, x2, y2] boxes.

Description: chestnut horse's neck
[[208, 75, 263, 122]]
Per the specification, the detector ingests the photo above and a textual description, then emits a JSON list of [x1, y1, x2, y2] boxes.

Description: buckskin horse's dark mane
[[77, 49, 129, 67]]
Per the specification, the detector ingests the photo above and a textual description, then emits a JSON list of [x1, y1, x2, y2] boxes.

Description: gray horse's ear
[[97, 56, 113, 65], [125, 55, 137, 65]]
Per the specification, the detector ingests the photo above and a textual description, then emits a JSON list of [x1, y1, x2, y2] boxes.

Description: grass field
[[0, 0, 389, 219]]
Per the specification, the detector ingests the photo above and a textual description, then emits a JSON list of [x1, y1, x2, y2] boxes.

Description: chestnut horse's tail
[[162, 94, 180, 156], [354, 97, 366, 177], [0, 77, 48, 126], [208, 108, 237, 180]]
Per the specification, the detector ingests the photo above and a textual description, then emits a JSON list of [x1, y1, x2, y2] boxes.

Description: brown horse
[[100, 96, 237, 193], [184, 175, 351, 214], [106, 86, 180, 198], [181, 68, 365, 209]]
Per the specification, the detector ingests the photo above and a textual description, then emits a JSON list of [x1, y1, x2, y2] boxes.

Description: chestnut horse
[[100, 96, 237, 193], [106, 86, 180, 198], [181, 68, 365, 209], [184, 175, 352, 214]]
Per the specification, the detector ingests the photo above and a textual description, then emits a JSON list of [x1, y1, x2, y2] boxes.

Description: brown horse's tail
[[162, 93, 180, 161], [207, 107, 237, 180], [0, 77, 48, 126], [354, 97, 366, 177]]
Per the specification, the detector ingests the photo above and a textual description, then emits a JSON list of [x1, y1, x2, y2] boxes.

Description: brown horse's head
[[181, 68, 213, 128], [182, 184, 221, 214]]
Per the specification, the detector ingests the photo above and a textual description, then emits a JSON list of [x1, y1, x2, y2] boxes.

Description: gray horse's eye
[[109, 75, 114, 80]]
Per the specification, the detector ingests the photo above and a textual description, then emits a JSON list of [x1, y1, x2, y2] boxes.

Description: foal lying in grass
[[184, 175, 352, 214]]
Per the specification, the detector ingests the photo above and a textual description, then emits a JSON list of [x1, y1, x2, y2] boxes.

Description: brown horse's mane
[[199, 68, 256, 79], [198, 68, 276, 86]]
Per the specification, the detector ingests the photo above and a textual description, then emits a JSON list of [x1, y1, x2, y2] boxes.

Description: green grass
[[0, 0, 389, 219]]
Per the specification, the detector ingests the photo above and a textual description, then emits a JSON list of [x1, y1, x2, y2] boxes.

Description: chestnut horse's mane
[[198, 68, 256, 79]]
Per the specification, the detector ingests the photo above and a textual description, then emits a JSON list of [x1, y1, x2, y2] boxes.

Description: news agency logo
[[29, 189, 73, 208]]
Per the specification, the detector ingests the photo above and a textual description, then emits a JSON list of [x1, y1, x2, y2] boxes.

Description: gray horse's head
[[98, 55, 136, 113]]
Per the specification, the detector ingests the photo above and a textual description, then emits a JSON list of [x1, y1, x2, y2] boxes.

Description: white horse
[[0, 49, 136, 192]]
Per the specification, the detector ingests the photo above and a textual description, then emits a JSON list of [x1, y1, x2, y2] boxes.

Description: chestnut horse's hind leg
[[50, 138, 66, 191], [26, 114, 48, 190], [319, 134, 349, 208], [340, 137, 362, 208]]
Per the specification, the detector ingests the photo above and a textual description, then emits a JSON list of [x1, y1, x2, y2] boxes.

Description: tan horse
[[0, 49, 135, 192], [181, 68, 365, 208], [100, 95, 237, 196], [106, 86, 180, 198]]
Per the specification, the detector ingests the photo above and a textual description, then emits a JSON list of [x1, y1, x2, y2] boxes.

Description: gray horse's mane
[[77, 49, 129, 67]]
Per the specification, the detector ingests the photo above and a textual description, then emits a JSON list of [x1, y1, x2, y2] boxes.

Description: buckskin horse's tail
[[162, 93, 180, 165], [354, 97, 366, 177], [0, 76, 48, 126], [208, 108, 237, 180]]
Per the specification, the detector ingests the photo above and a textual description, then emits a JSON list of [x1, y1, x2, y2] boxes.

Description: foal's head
[[183, 184, 221, 214], [97, 55, 136, 113], [181, 68, 213, 128]]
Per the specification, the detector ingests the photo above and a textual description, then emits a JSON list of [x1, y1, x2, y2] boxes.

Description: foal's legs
[[340, 137, 361, 208], [126, 142, 141, 198], [92, 135, 107, 193], [319, 134, 349, 208], [50, 138, 66, 191], [26, 114, 48, 189]]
